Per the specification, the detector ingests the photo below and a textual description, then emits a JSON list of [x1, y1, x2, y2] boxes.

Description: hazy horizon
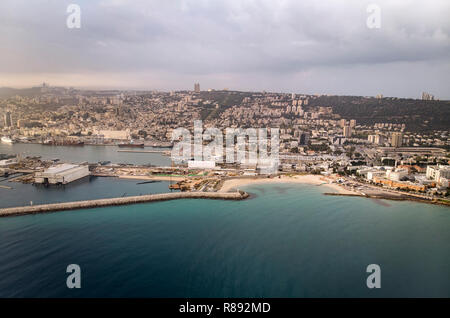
[[1, 84, 450, 101], [1, 0, 449, 99]]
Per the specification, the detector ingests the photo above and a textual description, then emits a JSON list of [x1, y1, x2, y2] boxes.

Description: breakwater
[[0, 191, 249, 217]]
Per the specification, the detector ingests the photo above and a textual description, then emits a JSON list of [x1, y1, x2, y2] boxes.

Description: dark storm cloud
[[0, 0, 449, 98]]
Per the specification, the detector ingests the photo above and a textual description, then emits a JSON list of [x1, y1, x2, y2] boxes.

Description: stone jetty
[[0, 191, 249, 217]]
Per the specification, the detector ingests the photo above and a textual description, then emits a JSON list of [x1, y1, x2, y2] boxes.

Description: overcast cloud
[[0, 0, 449, 98]]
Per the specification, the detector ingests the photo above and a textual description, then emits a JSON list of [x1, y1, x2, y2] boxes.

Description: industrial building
[[93, 129, 130, 140], [35, 164, 90, 185]]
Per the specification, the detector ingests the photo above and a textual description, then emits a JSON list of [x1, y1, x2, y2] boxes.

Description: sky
[[0, 0, 449, 99]]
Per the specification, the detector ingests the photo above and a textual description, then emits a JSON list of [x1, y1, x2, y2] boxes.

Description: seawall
[[0, 191, 249, 217], [324, 192, 450, 207]]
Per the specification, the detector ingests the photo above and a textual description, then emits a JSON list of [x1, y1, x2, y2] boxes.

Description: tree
[[138, 130, 148, 138]]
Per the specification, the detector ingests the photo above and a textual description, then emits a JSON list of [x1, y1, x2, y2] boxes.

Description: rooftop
[[44, 164, 78, 174]]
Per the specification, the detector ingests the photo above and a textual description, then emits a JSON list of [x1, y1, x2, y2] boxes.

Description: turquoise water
[[0, 183, 449, 297]]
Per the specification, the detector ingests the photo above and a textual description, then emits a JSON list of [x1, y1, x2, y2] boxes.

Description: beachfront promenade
[[0, 191, 249, 217]]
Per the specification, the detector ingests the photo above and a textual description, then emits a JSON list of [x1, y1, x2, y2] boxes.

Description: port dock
[[0, 191, 249, 217], [117, 149, 170, 154]]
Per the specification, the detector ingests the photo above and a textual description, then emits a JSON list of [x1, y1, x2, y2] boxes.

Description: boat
[[118, 140, 145, 148], [43, 139, 84, 146], [1, 136, 14, 144], [65, 141, 84, 146]]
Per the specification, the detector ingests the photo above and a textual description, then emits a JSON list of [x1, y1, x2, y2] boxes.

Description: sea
[[0, 142, 171, 166], [0, 144, 449, 297]]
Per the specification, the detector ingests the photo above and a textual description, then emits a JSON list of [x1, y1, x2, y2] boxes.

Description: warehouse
[[35, 164, 90, 185]]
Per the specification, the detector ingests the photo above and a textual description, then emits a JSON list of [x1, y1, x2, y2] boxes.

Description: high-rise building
[[349, 119, 356, 128], [343, 125, 352, 137], [391, 132, 403, 148], [194, 83, 200, 93], [298, 132, 309, 146], [422, 92, 434, 101], [368, 134, 385, 144], [4, 112, 12, 127], [339, 119, 347, 128], [17, 119, 29, 128], [375, 135, 385, 145]]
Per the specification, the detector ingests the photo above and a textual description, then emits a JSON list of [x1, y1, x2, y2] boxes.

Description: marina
[[0, 176, 176, 209], [0, 142, 171, 166], [117, 149, 170, 154]]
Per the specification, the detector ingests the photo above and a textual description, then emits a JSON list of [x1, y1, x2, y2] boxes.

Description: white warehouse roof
[[44, 164, 79, 175]]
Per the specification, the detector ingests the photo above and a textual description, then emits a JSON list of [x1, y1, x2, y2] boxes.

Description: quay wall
[[324, 192, 450, 207], [0, 191, 249, 217]]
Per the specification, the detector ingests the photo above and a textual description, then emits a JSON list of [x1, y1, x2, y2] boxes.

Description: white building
[[367, 170, 386, 181], [387, 169, 408, 181], [0, 158, 18, 167], [188, 160, 216, 169], [35, 164, 90, 185], [415, 175, 435, 186], [438, 178, 449, 189], [426, 165, 450, 183], [368, 134, 385, 145]]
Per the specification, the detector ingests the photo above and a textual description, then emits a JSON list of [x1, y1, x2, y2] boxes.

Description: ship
[[118, 140, 145, 148], [1, 136, 14, 144], [43, 139, 84, 146]]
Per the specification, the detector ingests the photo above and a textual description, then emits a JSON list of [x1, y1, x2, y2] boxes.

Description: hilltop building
[[391, 132, 403, 148], [343, 125, 352, 137]]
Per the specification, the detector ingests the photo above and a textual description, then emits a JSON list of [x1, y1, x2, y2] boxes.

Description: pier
[[0, 191, 249, 217], [117, 149, 169, 154]]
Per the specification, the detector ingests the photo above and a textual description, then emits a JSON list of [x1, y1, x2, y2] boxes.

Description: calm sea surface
[[0, 183, 449, 297], [0, 176, 173, 208], [0, 142, 171, 166]]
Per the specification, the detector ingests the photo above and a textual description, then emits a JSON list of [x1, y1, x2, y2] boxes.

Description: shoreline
[[6, 141, 174, 149], [218, 174, 358, 195], [218, 175, 450, 207], [324, 192, 450, 207]]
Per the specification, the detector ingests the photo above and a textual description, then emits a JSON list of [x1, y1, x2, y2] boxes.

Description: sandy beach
[[219, 174, 358, 195]]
